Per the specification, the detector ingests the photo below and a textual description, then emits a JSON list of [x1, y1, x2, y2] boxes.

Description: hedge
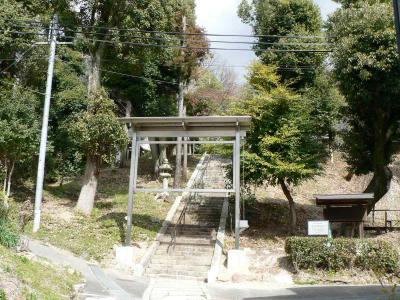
[[285, 237, 400, 274]]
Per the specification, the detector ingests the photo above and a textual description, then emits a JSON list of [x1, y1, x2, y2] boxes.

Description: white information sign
[[308, 221, 330, 236]]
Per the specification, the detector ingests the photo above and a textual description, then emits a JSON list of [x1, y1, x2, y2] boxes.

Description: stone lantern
[[157, 157, 172, 201]]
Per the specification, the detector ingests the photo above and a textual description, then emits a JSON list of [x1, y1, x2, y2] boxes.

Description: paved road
[[207, 284, 399, 300], [27, 237, 147, 299]]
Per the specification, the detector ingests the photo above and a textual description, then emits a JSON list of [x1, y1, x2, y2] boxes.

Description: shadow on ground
[[225, 197, 323, 245], [98, 212, 165, 243], [242, 285, 399, 300]]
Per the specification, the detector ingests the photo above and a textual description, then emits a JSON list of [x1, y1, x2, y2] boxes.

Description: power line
[[100, 68, 178, 86], [11, 18, 332, 39], [14, 19, 48, 25], [0, 57, 47, 61], [58, 54, 318, 70], [68, 24, 331, 39], [203, 63, 316, 69], [9, 26, 332, 48], [56, 57, 178, 86], [58, 35, 333, 53], [50, 27, 332, 47], [0, 44, 37, 74], [2, 30, 48, 36], [0, 78, 46, 96], [0, 30, 332, 53]]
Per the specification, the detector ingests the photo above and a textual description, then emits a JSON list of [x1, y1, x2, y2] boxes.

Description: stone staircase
[[145, 156, 228, 282], [146, 278, 209, 300]]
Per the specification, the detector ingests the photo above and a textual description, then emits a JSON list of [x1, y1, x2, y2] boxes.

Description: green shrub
[[0, 198, 19, 248], [285, 237, 400, 274], [0, 192, 7, 218], [0, 288, 6, 300], [0, 219, 19, 248], [356, 240, 400, 275]]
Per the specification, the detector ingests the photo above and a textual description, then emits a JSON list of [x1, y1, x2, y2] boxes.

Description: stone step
[[185, 212, 221, 217], [185, 216, 220, 221], [155, 248, 214, 257], [166, 231, 214, 238], [146, 268, 208, 278], [168, 224, 217, 229], [150, 278, 204, 287], [157, 243, 214, 251], [151, 256, 212, 265], [145, 158, 226, 282], [147, 273, 206, 281], [151, 296, 206, 300], [168, 224, 219, 229], [184, 222, 218, 226], [187, 207, 222, 211], [151, 290, 205, 297], [150, 289, 206, 299], [158, 236, 214, 245], [160, 232, 212, 239], [154, 252, 213, 259], [188, 205, 223, 209], [189, 199, 224, 203], [184, 207, 222, 212], [187, 202, 223, 206], [167, 233, 214, 239], [167, 226, 215, 232], [171, 219, 220, 226], [151, 286, 203, 297], [148, 263, 210, 272]]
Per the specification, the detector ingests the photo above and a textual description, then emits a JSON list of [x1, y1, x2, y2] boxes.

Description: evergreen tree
[[328, 0, 400, 209], [233, 63, 328, 233], [238, 0, 325, 88]]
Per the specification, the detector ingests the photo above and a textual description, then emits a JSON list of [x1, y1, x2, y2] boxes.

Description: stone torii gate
[[119, 116, 251, 249]]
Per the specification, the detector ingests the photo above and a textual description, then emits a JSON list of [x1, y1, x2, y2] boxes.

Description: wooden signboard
[[308, 221, 330, 236]]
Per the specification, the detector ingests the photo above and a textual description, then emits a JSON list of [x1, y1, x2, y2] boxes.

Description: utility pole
[[33, 15, 58, 233], [174, 15, 187, 188], [394, 0, 400, 54]]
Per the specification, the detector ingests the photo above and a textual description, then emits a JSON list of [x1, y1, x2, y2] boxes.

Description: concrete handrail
[[207, 195, 229, 283]]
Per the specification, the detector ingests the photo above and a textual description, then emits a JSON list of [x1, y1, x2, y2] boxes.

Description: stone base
[[227, 249, 249, 274], [133, 264, 144, 276], [115, 246, 134, 267]]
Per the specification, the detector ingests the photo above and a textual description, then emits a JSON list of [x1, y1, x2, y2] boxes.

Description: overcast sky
[[195, 0, 340, 82]]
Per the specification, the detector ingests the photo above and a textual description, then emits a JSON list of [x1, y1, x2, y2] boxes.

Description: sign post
[[308, 220, 331, 238]]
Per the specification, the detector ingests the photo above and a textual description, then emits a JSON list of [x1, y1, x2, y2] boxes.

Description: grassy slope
[[12, 154, 201, 261], [0, 245, 81, 299], [27, 168, 172, 261]]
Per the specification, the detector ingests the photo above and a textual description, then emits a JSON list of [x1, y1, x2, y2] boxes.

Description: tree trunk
[[76, 157, 99, 215], [365, 165, 392, 213], [6, 161, 14, 197], [3, 160, 7, 194], [76, 44, 105, 214], [119, 101, 132, 168], [150, 141, 160, 179], [174, 15, 186, 188], [174, 142, 182, 188], [174, 79, 183, 187], [364, 105, 395, 212], [87, 44, 105, 95], [279, 179, 297, 234]]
